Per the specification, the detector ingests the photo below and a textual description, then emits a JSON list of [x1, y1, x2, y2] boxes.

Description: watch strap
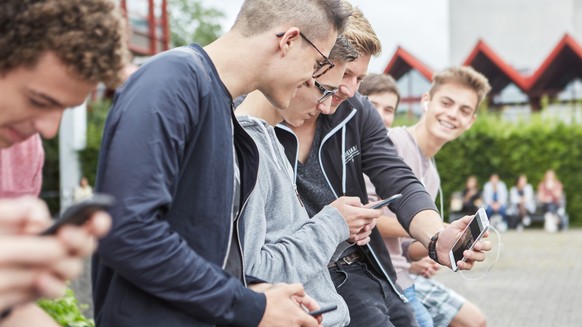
[[428, 231, 441, 264]]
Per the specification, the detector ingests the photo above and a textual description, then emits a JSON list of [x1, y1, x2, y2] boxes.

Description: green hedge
[[427, 112, 582, 226], [45, 103, 581, 227]]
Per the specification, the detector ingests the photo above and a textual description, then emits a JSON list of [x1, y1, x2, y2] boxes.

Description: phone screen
[[450, 209, 488, 267]]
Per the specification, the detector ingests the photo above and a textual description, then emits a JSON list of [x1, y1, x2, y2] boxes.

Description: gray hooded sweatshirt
[[238, 116, 350, 326]]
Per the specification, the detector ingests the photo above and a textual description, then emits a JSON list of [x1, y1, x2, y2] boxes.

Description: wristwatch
[[428, 231, 441, 264]]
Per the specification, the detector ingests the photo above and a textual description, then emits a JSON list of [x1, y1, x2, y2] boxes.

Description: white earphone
[[422, 101, 429, 111]]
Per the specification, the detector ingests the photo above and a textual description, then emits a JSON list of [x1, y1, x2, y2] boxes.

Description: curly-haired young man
[[0, 0, 127, 325]]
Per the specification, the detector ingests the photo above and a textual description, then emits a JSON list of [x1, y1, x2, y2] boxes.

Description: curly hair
[[0, 0, 128, 88]]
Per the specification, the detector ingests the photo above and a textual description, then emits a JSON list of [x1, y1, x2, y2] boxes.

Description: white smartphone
[[448, 207, 489, 272]]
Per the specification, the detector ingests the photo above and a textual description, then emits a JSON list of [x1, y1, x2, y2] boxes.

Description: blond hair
[[429, 66, 491, 107], [341, 5, 382, 57]]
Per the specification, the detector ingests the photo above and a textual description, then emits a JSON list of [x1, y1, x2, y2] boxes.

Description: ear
[[420, 93, 430, 111], [465, 113, 477, 130], [276, 27, 301, 56]]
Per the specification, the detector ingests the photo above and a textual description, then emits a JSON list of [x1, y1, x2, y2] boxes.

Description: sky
[[199, 0, 449, 73]]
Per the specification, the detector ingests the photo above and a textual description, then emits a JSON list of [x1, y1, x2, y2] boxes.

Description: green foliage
[[78, 100, 112, 187], [168, 0, 225, 47], [431, 112, 582, 226], [37, 288, 94, 327]]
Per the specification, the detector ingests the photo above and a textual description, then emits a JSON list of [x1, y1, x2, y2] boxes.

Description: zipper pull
[[294, 184, 304, 207]]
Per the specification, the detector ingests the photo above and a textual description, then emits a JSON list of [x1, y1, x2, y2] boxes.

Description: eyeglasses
[[314, 81, 337, 103], [276, 31, 335, 78]]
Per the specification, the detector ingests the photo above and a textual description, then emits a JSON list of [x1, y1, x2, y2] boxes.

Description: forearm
[[406, 241, 428, 261], [376, 215, 410, 238], [407, 209, 444, 248], [244, 206, 348, 284]]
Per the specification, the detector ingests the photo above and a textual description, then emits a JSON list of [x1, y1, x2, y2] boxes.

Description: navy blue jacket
[[92, 45, 265, 327]]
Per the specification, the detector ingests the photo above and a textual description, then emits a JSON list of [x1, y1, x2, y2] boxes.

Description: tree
[[168, 0, 225, 47]]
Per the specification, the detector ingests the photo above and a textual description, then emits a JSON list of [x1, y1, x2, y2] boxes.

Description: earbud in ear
[[422, 101, 429, 111]]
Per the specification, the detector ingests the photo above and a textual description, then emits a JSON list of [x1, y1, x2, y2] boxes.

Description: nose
[[34, 109, 64, 139], [317, 98, 333, 115], [339, 84, 355, 99]]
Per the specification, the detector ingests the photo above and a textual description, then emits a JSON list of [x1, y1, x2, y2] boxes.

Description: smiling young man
[[369, 66, 490, 327], [0, 0, 125, 325], [92, 1, 353, 326], [275, 6, 492, 327]]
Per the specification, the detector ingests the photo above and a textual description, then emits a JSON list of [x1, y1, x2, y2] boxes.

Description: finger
[[0, 237, 67, 266], [84, 212, 112, 238], [0, 198, 51, 235], [356, 236, 370, 246], [34, 272, 67, 299], [0, 290, 36, 312], [49, 257, 84, 281], [472, 240, 492, 252], [56, 226, 98, 257], [457, 260, 474, 271], [299, 293, 319, 312], [0, 268, 39, 293], [282, 283, 306, 298], [463, 250, 486, 263]]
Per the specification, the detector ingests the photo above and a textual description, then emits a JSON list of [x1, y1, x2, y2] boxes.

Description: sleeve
[[95, 55, 265, 326], [354, 94, 437, 232], [242, 160, 349, 284]]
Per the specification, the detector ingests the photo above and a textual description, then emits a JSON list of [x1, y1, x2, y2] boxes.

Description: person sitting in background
[[460, 175, 482, 216], [483, 173, 508, 230], [73, 177, 93, 203], [537, 169, 564, 232], [508, 174, 535, 230]]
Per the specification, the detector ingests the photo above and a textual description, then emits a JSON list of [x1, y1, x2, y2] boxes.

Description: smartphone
[[367, 193, 403, 209], [308, 304, 338, 317], [448, 207, 489, 272], [40, 194, 115, 236]]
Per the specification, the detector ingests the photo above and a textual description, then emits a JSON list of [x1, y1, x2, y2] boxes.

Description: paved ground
[[434, 228, 582, 327]]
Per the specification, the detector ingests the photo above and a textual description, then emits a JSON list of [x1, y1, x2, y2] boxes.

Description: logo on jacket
[[344, 145, 360, 163]]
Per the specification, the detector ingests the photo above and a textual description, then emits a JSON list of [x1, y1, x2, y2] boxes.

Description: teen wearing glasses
[[236, 34, 376, 327], [92, 1, 352, 327]]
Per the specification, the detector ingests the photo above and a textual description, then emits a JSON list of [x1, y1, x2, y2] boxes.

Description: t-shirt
[[0, 134, 44, 197]]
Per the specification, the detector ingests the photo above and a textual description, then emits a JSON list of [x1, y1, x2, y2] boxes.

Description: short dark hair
[[0, 0, 129, 88], [359, 73, 400, 107], [329, 35, 358, 63], [234, 0, 352, 41]]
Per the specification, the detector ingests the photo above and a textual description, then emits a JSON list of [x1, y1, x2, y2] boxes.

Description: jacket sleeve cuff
[[230, 288, 267, 327]]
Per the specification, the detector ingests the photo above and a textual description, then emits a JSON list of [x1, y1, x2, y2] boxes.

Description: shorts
[[414, 275, 464, 327]]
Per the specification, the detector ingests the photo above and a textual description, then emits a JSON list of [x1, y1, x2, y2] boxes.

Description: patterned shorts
[[414, 275, 465, 327]]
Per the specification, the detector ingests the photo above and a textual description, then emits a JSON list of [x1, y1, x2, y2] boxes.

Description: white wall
[[450, 0, 579, 72]]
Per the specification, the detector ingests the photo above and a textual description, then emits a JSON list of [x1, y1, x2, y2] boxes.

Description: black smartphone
[[308, 304, 338, 317], [367, 193, 403, 209], [40, 194, 115, 236]]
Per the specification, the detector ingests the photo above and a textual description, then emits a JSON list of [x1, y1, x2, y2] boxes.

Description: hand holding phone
[[308, 304, 337, 317], [448, 208, 489, 271], [40, 194, 115, 236], [366, 193, 403, 209]]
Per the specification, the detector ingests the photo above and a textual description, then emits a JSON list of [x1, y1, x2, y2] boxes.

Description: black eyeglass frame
[[314, 81, 337, 103], [276, 31, 335, 78]]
